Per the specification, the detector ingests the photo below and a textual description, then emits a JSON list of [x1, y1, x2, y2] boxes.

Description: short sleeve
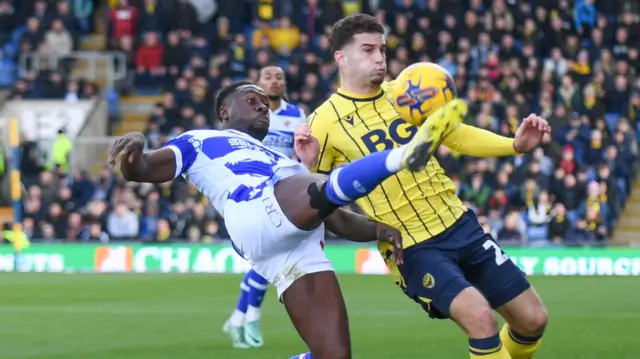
[[163, 134, 199, 178], [308, 111, 335, 174]]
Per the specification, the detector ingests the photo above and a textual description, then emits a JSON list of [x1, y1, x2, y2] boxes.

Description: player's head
[[330, 14, 387, 86], [257, 64, 286, 102], [215, 80, 270, 140]]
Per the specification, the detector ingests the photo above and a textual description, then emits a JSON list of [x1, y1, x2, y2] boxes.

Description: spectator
[[21, 17, 43, 50], [528, 191, 553, 226], [42, 19, 74, 60], [497, 211, 525, 243], [109, 0, 138, 47], [138, 0, 166, 34], [66, 212, 83, 241], [153, 218, 173, 242], [81, 222, 110, 242], [461, 173, 492, 213], [106, 202, 139, 239], [0, 0, 16, 45], [46, 128, 73, 174], [72, 0, 94, 33], [585, 129, 606, 166], [135, 32, 164, 90], [55, 1, 79, 37], [169, 0, 199, 37], [163, 32, 188, 83], [20, 134, 43, 187], [548, 202, 571, 244]]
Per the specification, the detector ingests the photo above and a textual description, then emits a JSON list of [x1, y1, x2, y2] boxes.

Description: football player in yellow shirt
[[295, 14, 549, 359]]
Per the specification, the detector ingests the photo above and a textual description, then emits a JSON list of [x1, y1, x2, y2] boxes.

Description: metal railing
[[18, 51, 127, 90], [72, 135, 120, 173]]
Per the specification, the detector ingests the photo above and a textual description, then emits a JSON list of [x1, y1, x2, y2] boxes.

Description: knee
[[518, 306, 549, 335], [466, 305, 500, 337], [450, 289, 499, 338]]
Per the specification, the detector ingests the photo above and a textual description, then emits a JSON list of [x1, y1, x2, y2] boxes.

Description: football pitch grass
[[1, 273, 639, 359]]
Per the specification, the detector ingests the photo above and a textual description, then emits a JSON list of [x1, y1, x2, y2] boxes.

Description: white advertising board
[[3, 100, 94, 141]]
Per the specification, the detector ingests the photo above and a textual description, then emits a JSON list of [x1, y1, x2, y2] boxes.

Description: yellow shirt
[[309, 80, 517, 279], [253, 26, 300, 53]]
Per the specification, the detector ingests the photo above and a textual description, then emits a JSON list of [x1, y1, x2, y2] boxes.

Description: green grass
[[1, 274, 639, 359]]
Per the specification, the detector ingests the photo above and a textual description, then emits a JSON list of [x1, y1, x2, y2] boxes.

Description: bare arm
[[324, 208, 379, 242], [325, 208, 403, 263], [121, 147, 177, 183], [109, 132, 183, 183]]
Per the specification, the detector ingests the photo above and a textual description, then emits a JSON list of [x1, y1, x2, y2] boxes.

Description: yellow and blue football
[[391, 62, 457, 126]]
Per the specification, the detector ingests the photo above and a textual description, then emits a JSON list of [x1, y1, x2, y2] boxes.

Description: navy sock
[[469, 334, 502, 356], [324, 148, 402, 206]]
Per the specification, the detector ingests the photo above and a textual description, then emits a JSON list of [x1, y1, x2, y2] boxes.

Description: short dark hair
[[258, 63, 284, 81], [215, 80, 253, 120], [329, 14, 385, 53]]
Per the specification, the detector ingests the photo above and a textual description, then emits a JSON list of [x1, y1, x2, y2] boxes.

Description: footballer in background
[[223, 64, 308, 349]]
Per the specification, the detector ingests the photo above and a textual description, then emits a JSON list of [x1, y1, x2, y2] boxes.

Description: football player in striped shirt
[[223, 64, 308, 349]]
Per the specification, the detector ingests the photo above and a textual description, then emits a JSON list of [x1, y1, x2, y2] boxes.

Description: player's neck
[[339, 78, 381, 98], [268, 98, 281, 112]]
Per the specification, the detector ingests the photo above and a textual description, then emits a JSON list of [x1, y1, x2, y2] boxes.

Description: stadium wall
[[2, 244, 640, 276]]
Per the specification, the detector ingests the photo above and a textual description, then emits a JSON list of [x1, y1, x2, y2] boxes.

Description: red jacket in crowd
[[110, 5, 138, 39], [136, 44, 165, 70]]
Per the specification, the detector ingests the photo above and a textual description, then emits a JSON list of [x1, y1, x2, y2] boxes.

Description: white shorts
[[224, 185, 333, 299]]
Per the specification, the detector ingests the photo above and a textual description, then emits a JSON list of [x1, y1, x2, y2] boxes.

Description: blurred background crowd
[[2, 0, 640, 245]]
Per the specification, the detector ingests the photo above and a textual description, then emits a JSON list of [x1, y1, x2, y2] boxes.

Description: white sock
[[229, 309, 245, 327], [385, 146, 406, 172], [246, 305, 261, 322]]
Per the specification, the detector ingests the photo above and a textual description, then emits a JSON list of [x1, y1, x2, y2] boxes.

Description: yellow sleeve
[[308, 111, 336, 174], [442, 124, 519, 157]]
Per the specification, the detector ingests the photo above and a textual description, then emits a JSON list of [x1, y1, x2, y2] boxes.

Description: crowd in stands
[[0, 0, 99, 99], [5, 0, 640, 245]]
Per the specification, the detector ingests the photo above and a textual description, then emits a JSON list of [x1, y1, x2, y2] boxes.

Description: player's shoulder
[[178, 129, 226, 140], [276, 100, 305, 118], [381, 80, 396, 101], [169, 129, 246, 152], [310, 93, 355, 124]]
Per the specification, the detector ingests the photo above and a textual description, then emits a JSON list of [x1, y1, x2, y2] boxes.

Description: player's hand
[[513, 114, 551, 153], [107, 132, 146, 169], [376, 223, 403, 265], [294, 123, 320, 169]]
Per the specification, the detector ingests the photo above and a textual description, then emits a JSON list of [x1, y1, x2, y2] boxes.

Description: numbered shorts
[[224, 185, 333, 300], [398, 211, 530, 319]]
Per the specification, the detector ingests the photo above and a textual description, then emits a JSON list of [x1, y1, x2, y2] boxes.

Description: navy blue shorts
[[398, 211, 530, 319]]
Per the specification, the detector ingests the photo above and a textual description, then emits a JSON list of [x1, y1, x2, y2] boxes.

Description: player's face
[[258, 66, 286, 100], [339, 33, 387, 86], [230, 85, 270, 140]]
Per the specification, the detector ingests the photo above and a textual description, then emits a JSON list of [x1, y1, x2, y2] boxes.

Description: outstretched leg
[[278, 98, 465, 231], [277, 145, 410, 230], [283, 271, 350, 359]]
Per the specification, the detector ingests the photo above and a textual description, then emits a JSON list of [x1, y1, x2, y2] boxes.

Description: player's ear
[[219, 106, 229, 122], [334, 50, 345, 67]]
